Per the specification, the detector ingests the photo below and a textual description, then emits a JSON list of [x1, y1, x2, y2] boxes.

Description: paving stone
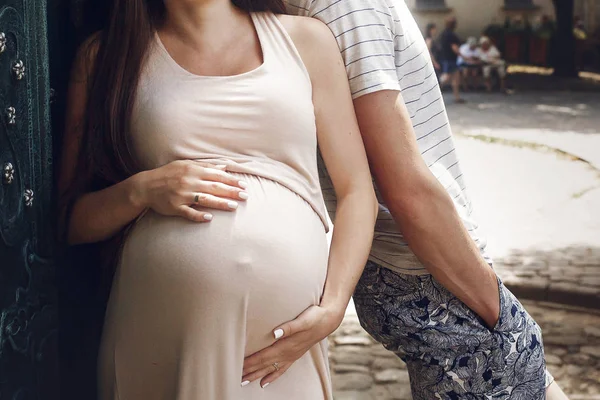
[[337, 324, 367, 336], [549, 275, 580, 283], [584, 326, 600, 337], [375, 369, 410, 384], [333, 345, 372, 354], [386, 383, 414, 400], [332, 373, 374, 391], [545, 354, 562, 365], [549, 282, 582, 293], [580, 276, 600, 287], [370, 385, 391, 400], [580, 346, 600, 358], [370, 346, 397, 358], [572, 259, 598, 267], [372, 357, 407, 371], [551, 348, 568, 356], [525, 262, 548, 271], [331, 352, 374, 366], [563, 353, 595, 367], [565, 365, 585, 376], [498, 257, 522, 266], [333, 364, 371, 374], [581, 266, 600, 275], [333, 390, 373, 400], [543, 334, 589, 346], [334, 336, 373, 346], [514, 270, 537, 278]]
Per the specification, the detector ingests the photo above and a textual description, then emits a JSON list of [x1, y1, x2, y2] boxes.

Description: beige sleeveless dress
[[98, 12, 333, 400]]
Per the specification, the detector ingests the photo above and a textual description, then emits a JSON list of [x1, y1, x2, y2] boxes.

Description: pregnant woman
[[59, 0, 377, 399]]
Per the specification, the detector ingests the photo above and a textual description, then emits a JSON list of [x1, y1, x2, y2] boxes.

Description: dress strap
[[251, 12, 311, 81]]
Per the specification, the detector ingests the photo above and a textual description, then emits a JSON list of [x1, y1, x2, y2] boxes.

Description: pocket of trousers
[[488, 277, 521, 334]]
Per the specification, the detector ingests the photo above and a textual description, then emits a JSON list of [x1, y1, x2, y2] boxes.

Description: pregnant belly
[[111, 174, 329, 354]]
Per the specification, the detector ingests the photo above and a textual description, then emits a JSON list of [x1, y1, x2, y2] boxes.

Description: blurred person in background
[[439, 16, 466, 103], [477, 36, 507, 92], [457, 37, 482, 91], [424, 23, 441, 72]]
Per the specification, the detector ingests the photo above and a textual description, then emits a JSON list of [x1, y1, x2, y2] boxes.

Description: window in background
[[415, 0, 449, 11]]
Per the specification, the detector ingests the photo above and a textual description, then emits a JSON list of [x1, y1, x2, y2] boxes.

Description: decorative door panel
[[0, 1, 57, 399]]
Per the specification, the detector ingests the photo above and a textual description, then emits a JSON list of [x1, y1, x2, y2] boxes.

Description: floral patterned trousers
[[353, 261, 553, 400]]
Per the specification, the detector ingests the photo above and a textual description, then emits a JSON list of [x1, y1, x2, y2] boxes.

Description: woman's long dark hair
[[425, 23, 437, 39], [78, 0, 286, 189], [63, 0, 286, 270]]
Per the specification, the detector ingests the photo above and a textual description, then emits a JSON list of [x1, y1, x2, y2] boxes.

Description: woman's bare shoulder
[[276, 14, 341, 76]]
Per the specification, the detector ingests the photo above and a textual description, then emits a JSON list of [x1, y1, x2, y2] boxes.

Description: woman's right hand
[[133, 160, 248, 222]]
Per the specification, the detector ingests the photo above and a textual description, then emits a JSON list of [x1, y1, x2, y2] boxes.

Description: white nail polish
[[274, 329, 284, 340], [204, 214, 213, 221], [241, 381, 250, 387], [239, 181, 248, 189], [261, 383, 270, 389], [228, 201, 239, 209], [239, 192, 249, 200]]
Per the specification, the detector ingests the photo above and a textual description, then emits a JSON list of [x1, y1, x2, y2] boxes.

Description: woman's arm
[[426, 38, 441, 70], [308, 21, 378, 318], [242, 15, 377, 388], [61, 38, 248, 245]]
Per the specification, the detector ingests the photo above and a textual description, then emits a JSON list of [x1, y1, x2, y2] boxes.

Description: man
[[457, 37, 481, 91], [477, 36, 507, 92], [438, 16, 465, 103], [243, 0, 568, 398]]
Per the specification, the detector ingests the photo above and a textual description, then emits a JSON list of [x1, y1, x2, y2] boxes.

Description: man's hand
[[242, 305, 343, 388]]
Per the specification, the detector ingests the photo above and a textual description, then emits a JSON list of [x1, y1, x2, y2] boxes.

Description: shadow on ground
[[447, 90, 600, 134]]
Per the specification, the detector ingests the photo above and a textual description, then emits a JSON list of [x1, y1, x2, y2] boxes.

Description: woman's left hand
[[242, 304, 344, 388]]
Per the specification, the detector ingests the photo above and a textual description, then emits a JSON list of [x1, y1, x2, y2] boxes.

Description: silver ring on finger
[[272, 362, 280, 372], [193, 194, 200, 204]]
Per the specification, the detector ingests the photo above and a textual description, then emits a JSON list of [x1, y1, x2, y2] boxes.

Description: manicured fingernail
[[241, 381, 250, 387], [239, 192, 249, 200], [239, 181, 248, 189], [228, 201, 238, 210], [204, 214, 213, 221], [261, 382, 270, 389], [274, 329, 284, 340]]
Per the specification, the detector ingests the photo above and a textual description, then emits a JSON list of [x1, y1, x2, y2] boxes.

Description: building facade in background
[[407, 0, 597, 39]]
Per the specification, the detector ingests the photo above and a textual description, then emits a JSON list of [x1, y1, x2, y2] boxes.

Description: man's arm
[[354, 90, 500, 328], [452, 44, 461, 56]]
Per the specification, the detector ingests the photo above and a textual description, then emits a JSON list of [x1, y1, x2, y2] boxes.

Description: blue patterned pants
[[353, 261, 553, 399]]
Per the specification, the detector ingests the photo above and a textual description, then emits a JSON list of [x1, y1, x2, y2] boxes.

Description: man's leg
[[354, 262, 549, 399], [451, 70, 464, 103], [460, 67, 469, 91], [495, 61, 507, 92], [482, 65, 493, 92], [470, 67, 480, 90], [440, 61, 451, 87]]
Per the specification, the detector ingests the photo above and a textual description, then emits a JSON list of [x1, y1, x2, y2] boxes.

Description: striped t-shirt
[[286, 0, 491, 275]]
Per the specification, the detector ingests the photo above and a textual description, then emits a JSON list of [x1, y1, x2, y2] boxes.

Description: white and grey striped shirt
[[286, 0, 491, 275]]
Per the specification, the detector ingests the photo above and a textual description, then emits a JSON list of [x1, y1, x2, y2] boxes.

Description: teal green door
[[0, 1, 57, 399]]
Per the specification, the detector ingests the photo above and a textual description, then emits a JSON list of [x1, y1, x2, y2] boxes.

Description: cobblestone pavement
[[495, 247, 600, 309], [445, 91, 600, 308], [329, 301, 600, 400], [326, 91, 600, 399]]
